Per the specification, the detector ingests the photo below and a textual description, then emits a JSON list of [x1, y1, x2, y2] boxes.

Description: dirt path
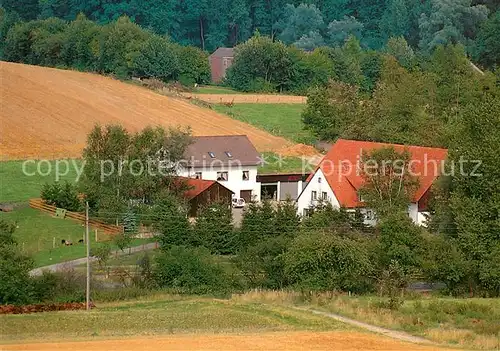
[[296, 308, 432, 345], [182, 93, 307, 104], [2, 331, 455, 351], [29, 242, 159, 276]]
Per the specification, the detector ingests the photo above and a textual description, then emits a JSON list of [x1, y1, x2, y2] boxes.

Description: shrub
[[153, 193, 191, 248], [376, 213, 425, 275], [92, 243, 112, 268], [238, 199, 277, 250], [113, 233, 132, 254], [376, 260, 408, 310], [0, 245, 34, 304], [284, 231, 374, 293], [174, 45, 210, 85], [192, 202, 235, 254], [41, 181, 81, 211], [0, 220, 34, 305], [131, 35, 179, 81], [153, 246, 230, 294], [237, 235, 290, 289]]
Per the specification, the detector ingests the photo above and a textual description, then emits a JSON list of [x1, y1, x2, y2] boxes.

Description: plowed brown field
[[182, 93, 307, 104], [0, 62, 296, 160], [3, 331, 454, 351]]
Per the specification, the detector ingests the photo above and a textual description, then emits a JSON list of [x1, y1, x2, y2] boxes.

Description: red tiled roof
[[182, 178, 216, 200], [174, 177, 234, 200], [309, 139, 448, 208]]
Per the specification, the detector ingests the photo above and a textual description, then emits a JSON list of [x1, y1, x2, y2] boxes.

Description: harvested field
[[3, 331, 455, 351], [183, 93, 307, 104], [0, 62, 300, 160]]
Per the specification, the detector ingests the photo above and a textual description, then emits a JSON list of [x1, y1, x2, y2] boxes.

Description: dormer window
[[225, 151, 233, 158], [208, 152, 216, 158]]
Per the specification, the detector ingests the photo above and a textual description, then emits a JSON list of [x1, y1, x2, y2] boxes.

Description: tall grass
[[231, 290, 500, 350]]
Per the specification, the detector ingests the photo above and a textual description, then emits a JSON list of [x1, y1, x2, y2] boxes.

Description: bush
[[113, 233, 132, 254], [0, 220, 34, 305], [92, 243, 112, 268], [174, 45, 210, 85], [0, 245, 34, 305], [237, 235, 289, 289], [41, 181, 81, 211], [192, 202, 235, 254], [376, 213, 425, 275], [153, 194, 191, 248], [284, 231, 374, 293], [376, 260, 408, 310], [153, 246, 230, 294], [238, 200, 277, 250], [131, 35, 179, 81]]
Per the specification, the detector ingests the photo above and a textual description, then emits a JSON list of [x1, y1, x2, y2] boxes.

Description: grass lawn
[[235, 290, 500, 350], [259, 152, 306, 174], [0, 160, 81, 202], [213, 103, 314, 144], [0, 206, 152, 267], [194, 85, 239, 94], [0, 296, 348, 342]]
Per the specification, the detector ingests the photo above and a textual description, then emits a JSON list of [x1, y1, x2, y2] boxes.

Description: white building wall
[[296, 169, 340, 216], [296, 170, 428, 226], [178, 165, 261, 202]]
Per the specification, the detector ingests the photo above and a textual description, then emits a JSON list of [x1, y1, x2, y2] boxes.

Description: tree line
[[0, 13, 211, 85], [301, 43, 500, 148], [1, 1, 499, 68]]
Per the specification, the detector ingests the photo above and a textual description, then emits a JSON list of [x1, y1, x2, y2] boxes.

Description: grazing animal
[[78, 239, 84, 244], [61, 239, 66, 245]]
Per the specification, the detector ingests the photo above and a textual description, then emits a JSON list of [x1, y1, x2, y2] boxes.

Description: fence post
[[52, 237, 55, 249]]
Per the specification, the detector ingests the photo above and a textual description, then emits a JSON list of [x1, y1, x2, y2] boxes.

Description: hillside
[[0, 62, 299, 160]]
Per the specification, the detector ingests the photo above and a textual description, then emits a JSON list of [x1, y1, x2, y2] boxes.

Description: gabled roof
[[183, 135, 261, 167], [209, 47, 234, 58], [175, 177, 233, 200], [309, 139, 448, 208]]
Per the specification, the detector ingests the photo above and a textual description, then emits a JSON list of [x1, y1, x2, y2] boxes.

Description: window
[[217, 171, 228, 181], [194, 172, 202, 179], [208, 152, 216, 158], [322, 192, 328, 200], [242, 170, 249, 181], [365, 210, 374, 221], [225, 151, 233, 158], [318, 177, 322, 183], [311, 191, 317, 201]]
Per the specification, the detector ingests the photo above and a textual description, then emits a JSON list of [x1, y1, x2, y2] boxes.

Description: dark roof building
[[183, 135, 261, 168], [173, 177, 234, 217], [208, 47, 234, 83]]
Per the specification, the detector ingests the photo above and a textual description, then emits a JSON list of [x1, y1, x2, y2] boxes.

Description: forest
[[1, 0, 499, 66]]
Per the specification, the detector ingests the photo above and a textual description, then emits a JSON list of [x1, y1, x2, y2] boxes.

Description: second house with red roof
[[296, 139, 448, 226]]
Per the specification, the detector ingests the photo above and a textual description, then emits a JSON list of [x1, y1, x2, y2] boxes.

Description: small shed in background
[[181, 177, 234, 217], [208, 47, 234, 83]]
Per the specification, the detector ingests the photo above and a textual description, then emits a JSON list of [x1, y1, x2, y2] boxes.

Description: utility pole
[[85, 201, 90, 311]]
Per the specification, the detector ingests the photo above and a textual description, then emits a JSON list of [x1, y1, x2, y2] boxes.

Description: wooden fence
[[29, 198, 123, 235]]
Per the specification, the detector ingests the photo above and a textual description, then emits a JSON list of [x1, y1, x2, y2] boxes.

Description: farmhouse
[[178, 135, 261, 202], [208, 47, 234, 83], [296, 139, 448, 226]]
